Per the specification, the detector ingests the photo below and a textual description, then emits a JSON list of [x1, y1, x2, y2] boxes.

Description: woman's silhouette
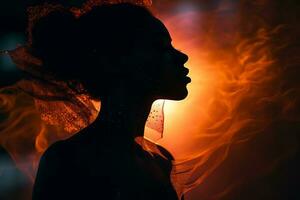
[[30, 3, 190, 200]]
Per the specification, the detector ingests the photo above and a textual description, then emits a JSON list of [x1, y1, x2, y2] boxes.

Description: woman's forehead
[[145, 18, 172, 42]]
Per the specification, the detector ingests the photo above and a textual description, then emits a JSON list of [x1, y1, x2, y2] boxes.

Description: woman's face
[[125, 18, 191, 101]]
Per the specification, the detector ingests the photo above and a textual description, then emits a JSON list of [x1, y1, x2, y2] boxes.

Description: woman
[[30, 3, 190, 200]]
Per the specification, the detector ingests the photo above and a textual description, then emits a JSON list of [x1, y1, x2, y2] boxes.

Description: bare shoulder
[[40, 132, 85, 165], [33, 137, 83, 199], [39, 140, 69, 166]]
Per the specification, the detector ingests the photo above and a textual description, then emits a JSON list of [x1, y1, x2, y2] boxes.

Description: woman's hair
[[29, 3, 155, 97]]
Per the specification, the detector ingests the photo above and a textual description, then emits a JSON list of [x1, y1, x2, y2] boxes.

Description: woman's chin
[[163, 88, 189, 101]]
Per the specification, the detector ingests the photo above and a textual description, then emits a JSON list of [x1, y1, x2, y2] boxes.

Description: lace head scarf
[[4, 0, 165, 138]]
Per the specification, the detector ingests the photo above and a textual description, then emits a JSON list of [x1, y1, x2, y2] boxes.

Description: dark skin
[[32, 6, 190, 200]]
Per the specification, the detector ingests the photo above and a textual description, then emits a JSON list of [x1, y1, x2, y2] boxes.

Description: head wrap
[[3, 0, 164, 138]]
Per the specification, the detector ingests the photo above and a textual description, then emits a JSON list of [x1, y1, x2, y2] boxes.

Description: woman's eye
[[159, 43, 172, 51], [151, 40, 172, 52]]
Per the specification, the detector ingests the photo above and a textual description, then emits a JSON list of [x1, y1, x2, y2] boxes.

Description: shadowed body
[[30, 3, 190, 200]]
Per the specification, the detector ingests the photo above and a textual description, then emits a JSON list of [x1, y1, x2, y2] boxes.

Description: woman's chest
[[69, 146, 178, 199]]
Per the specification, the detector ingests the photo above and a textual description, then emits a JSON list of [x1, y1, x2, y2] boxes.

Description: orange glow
[[0, 1, 299, 199], [147, 2, 298, 197]]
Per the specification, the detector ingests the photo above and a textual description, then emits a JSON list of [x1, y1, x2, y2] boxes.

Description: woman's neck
[[91, 93, 154, 142]]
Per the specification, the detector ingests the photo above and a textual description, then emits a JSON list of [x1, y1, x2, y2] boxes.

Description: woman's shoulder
[[46, 125, 94, 155], [40, 140, 70, 165], [40, 130, 87, 163]]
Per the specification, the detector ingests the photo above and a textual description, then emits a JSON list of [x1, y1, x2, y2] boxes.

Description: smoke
[[155, 0, 300, 199]]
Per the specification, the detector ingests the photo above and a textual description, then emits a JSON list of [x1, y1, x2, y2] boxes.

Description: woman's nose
[[175, 49, 189, 64], [183, 66, 189, 75]]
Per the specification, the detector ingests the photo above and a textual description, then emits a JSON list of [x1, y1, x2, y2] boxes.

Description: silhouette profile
[[31, 3, 190, 200]]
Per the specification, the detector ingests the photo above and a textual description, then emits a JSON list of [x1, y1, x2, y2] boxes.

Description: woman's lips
[[182, 68, 191, 83], [184, 76, 192, 83]]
